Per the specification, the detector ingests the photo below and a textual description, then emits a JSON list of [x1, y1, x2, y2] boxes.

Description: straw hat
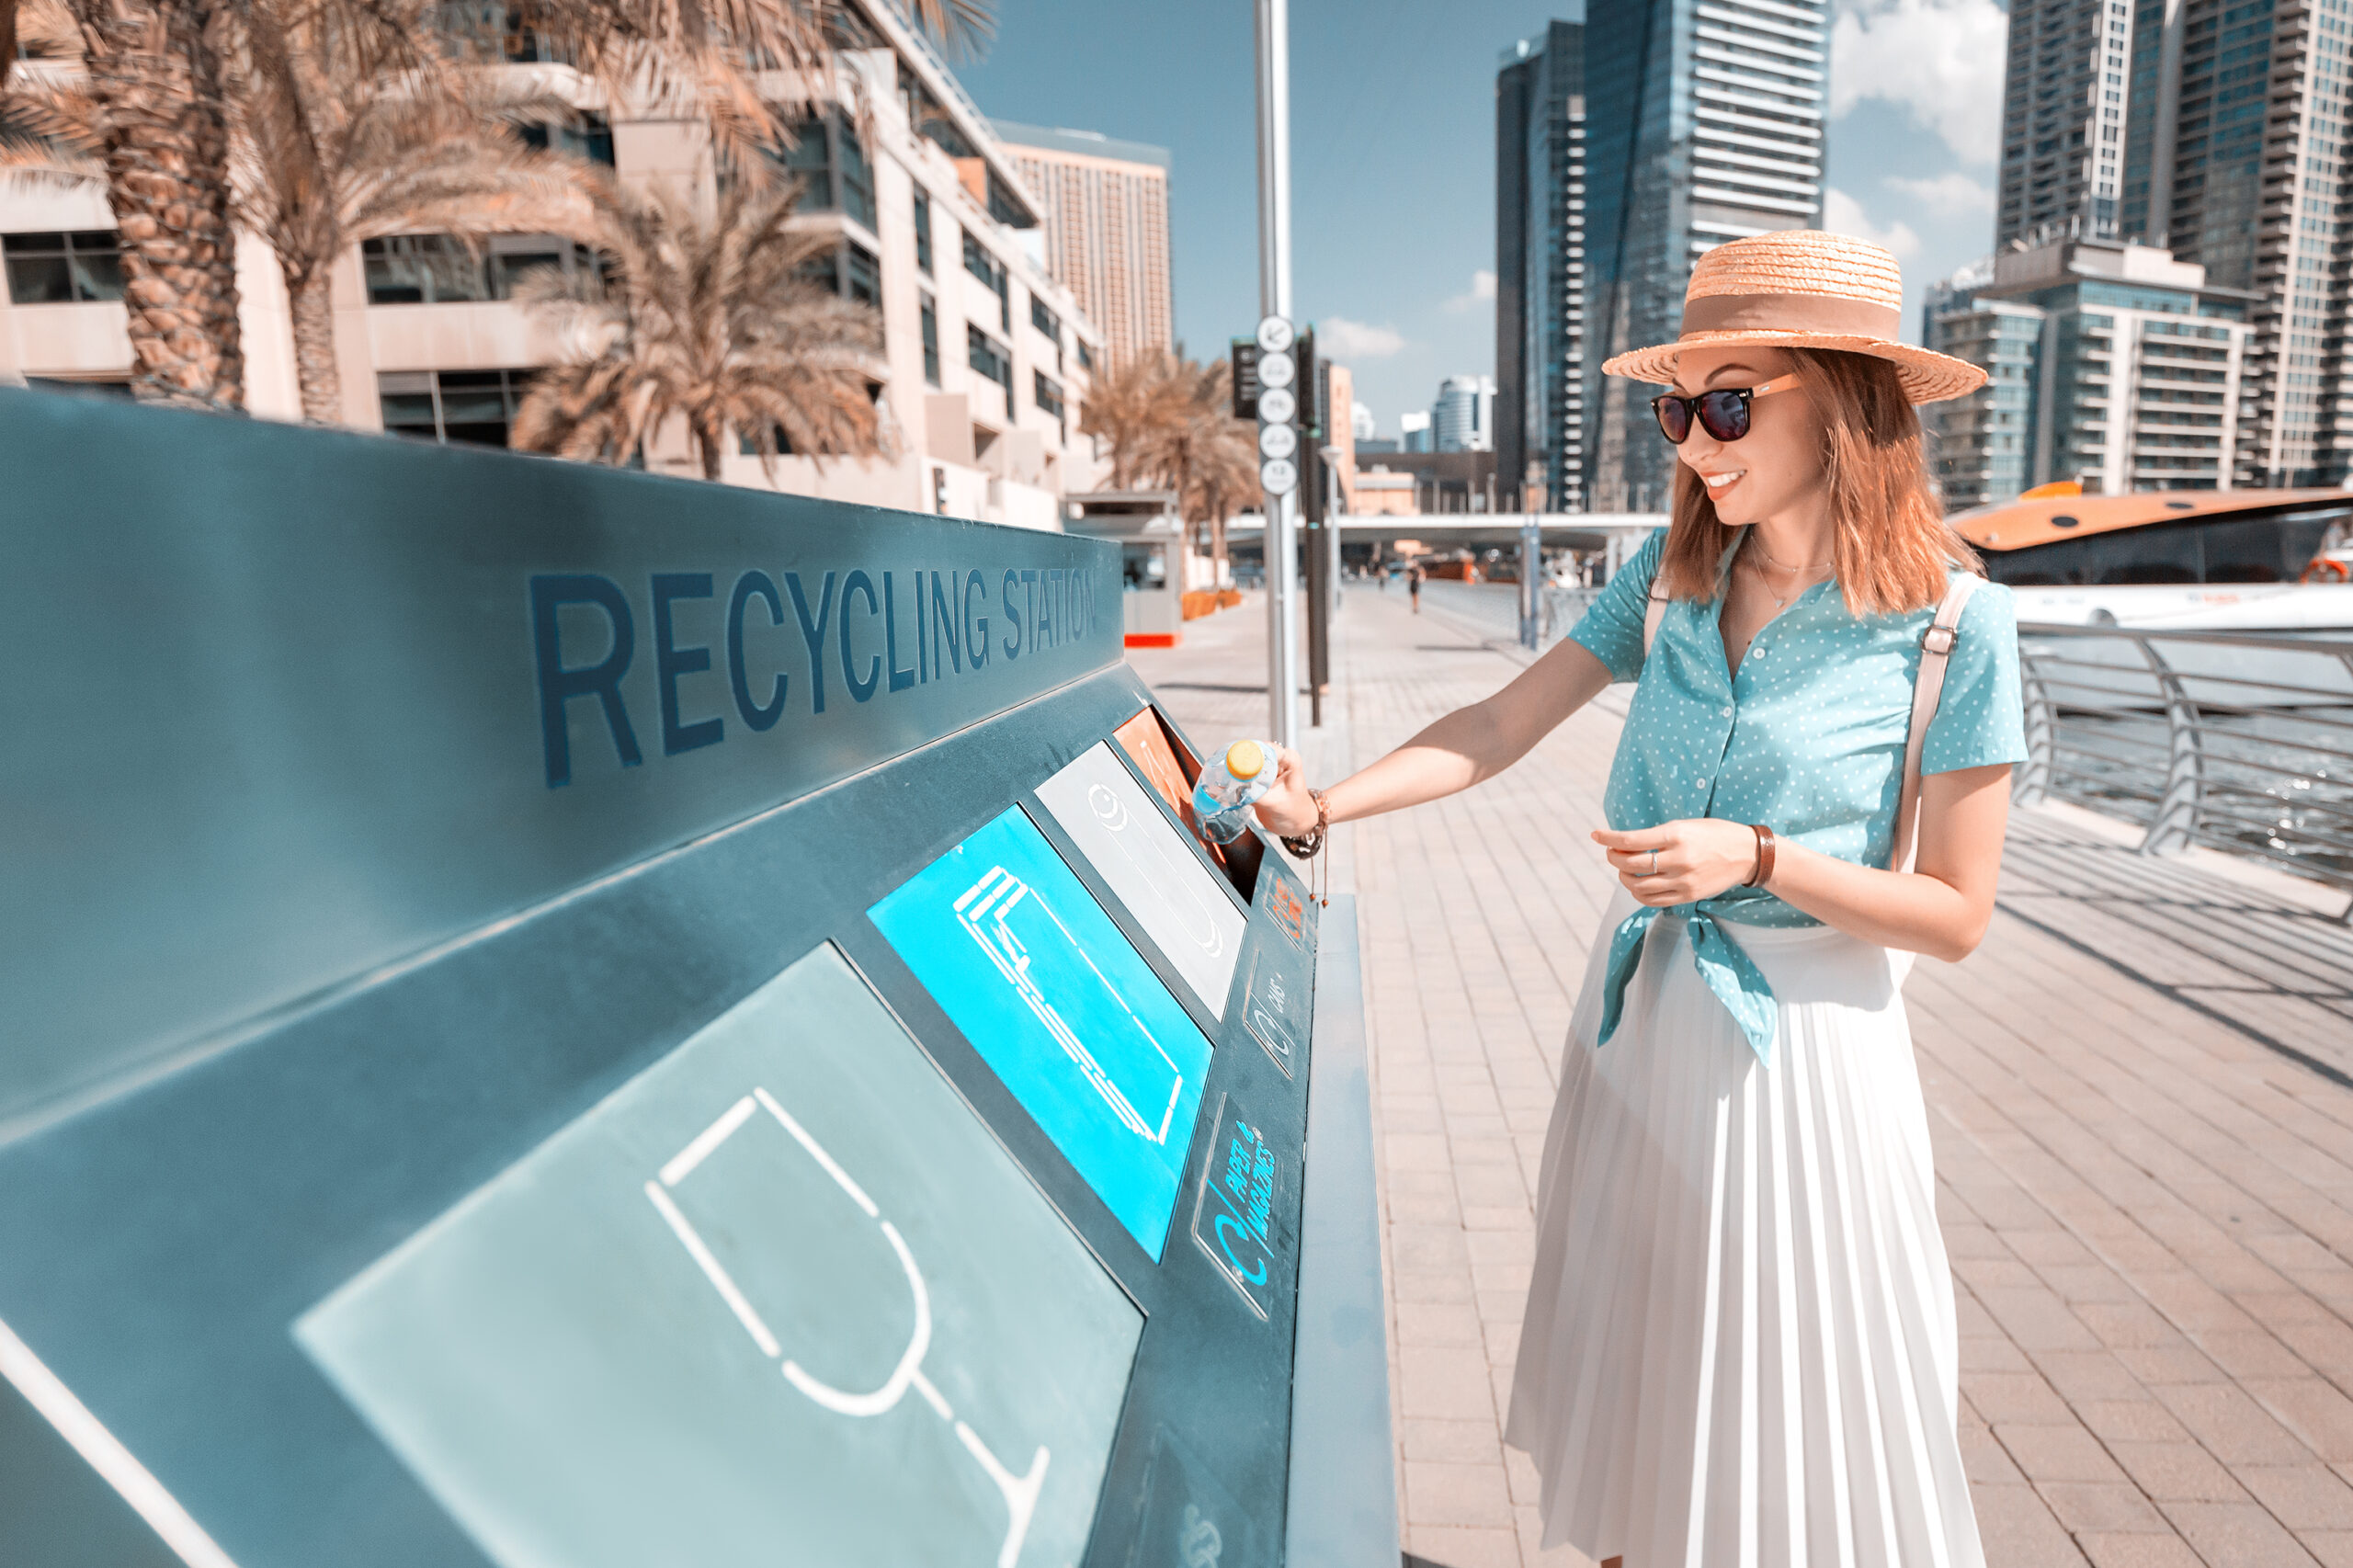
[[1601, 229, 1986, 403]]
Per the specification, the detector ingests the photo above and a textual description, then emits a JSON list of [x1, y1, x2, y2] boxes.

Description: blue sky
[[957, 0, 2010, 438]]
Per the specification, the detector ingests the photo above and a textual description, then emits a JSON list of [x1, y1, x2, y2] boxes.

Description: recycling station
[[0, 389, 1396, 1568]]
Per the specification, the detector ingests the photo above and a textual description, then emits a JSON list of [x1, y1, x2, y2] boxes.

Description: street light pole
[[1255, 0, 1299, 746]]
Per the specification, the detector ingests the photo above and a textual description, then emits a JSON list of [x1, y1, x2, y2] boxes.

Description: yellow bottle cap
[[1225, 740, 1266, 780]]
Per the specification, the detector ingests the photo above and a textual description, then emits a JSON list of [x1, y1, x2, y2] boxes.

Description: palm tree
[[232, 21, 587, 422], [23, 0, 247, 406], [511, 172, 886, 482], [1080, 351, 1257, 579], [1152, 359, 1257, 582], [1, 0, 98, 178], [1079, 347, 1186, 489]]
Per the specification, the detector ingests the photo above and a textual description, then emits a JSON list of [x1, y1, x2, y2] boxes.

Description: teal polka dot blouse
[[1570, 528, 2029, 1059]]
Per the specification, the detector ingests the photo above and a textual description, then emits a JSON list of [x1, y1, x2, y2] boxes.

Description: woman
[[1253, 231, 2019, 1566]]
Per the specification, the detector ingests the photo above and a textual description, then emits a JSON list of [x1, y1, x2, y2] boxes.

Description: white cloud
[[1823, 187, 1922, 259], [1882, 171, 1996, 216], [1319, 316, 1407, 358], [1444, 268, 1498, 312], [1829, 0, 2007, 165]]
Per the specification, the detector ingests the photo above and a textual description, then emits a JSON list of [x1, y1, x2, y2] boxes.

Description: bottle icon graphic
[[647, 1089, 1049, 1568]]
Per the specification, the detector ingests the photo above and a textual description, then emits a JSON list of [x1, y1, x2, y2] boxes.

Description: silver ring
[[1648, 847, 1661, 875]]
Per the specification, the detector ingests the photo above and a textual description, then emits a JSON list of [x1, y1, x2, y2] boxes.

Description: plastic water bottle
[[1192, 739, 1279, 844]]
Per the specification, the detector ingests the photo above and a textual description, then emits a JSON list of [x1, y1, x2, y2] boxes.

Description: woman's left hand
[[1594, 819, 1761, 906]]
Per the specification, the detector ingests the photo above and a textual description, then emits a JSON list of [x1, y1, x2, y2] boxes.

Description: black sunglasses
[[1650, 375, 1805, 445]]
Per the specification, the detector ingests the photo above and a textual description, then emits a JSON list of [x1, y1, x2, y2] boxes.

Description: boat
[[1946, 488, 2353, 707]]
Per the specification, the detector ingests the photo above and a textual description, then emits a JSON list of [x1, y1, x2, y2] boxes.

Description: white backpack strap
[[1890, 574, 1980, 873]]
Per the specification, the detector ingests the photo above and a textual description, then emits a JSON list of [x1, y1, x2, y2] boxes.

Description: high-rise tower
[[1995, 0, 2131, 246], [994, 121, 1173, 371], [1496, 21, 1588, 512]]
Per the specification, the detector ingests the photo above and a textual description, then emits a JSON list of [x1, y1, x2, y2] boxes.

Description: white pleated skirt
[[1503, 892, 1984, 1568]]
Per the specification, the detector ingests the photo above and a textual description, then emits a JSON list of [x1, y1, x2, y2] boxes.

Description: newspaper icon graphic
[[953, 864, 1187, 1145]]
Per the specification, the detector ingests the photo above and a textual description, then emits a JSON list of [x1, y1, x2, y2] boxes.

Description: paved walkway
[[1130, 585, 2353, 1568]]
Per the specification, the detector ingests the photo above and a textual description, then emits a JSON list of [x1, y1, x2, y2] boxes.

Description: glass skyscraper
[[1500, 2, 1826, 514], [1496, 19, 1588, 511]]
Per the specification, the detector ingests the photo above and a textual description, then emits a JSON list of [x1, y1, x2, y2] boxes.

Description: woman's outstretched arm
[[1253, 637, 1617, 836]]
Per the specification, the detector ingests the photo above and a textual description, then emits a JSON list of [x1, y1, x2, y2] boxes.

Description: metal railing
[[2015, 622, 2353, 907]]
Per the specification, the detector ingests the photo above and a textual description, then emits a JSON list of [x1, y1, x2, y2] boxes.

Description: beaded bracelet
[[1280, 789, 1330, 859]]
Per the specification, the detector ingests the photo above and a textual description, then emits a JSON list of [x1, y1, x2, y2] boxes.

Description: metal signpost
[[1255, 0, 1300, 747], [0, 391, 1396, 1568]]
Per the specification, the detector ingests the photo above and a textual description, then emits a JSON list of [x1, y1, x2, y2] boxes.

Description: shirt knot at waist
[[1596, 900, 1779, 1063]]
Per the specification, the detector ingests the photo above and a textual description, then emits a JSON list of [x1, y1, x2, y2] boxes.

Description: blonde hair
[[1654, 347, 1980, 617]]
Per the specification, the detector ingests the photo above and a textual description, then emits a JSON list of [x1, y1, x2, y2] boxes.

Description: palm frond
[[513, 171, 887, 481]]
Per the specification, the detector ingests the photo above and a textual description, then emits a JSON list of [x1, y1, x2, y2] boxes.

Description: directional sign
[[1259, 425, 1299, 460], [1256, 315, 1295, 355], [1256, 387, 1296, 425], [1256, 352, 1294, 391], [1260, 458, 1298, 494]]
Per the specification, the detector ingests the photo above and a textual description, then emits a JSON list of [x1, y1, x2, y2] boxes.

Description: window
[[1030, 294, 1061, 343], [1076, 338, 1095, 372], [846, 241, 881, 306], [921, 294, 941, 386], [378, 369, 533, 447], [968, 324, 1013, 396], [26, 377, 132, 400], [519, 111, 615, 166], [800, 239, 883, 313], [2, 231, 124, 303], [776, 114, 876, 231], [1033, 369, 1064, 426], [914, 187, 933, 275], [962, 229, 1010, 330], [362, 234, 598, 304]]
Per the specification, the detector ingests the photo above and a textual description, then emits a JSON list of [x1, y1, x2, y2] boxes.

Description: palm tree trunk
[[697, 415, 724, 483], [287, 268, 340, 423], [1211, 510, 1229, 588], [77, 0, 244, 410]]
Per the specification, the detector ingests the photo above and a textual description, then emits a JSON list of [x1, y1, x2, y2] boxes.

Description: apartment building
[[1925, 237, 2255, 502], [993, 120, 1173, 372], [1997, 0, 2353, 486], [0, 0, 1104, 528]]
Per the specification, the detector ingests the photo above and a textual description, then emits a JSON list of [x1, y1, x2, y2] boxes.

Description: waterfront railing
[[2015, 623, 2353, 910]]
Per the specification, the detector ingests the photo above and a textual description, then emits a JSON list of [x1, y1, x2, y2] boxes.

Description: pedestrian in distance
[[1406, 561, 1424, 613], [1254, 230, 2015, 1568]]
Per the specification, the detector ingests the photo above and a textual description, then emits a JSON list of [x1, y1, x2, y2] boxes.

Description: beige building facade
[[0, 0, 1107, 529], [993, 120, 1172, 370]]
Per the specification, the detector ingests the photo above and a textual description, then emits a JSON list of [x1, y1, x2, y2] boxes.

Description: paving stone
[[1404, 1460, 1516, 1529], [2160, 1501, 2325, 1567], [1401, 1416, 1500, 1465], [1972, 1482, 2094, 1566], [2237, 1465, 2353, 1530], [2076, 1536, 2211, 1568], [1996, 1421, 2131, 1486], [2106, 1440, 2252, 1502], [1404, 1522, 1523, 1568], [2040, 1481, 2173, 1533]]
